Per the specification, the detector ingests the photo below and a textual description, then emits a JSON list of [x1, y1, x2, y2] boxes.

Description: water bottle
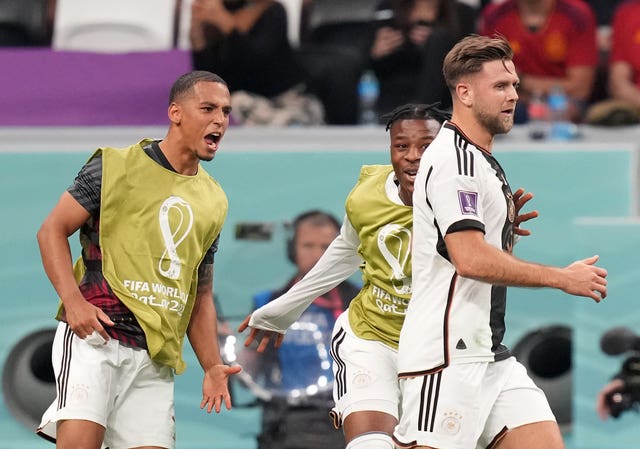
[[527, 91, 549, 140], [358, 70, 379, 125], [547, 86, 578, 140]]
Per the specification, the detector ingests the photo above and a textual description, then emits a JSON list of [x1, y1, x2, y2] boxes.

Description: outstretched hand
[[237, 314, 284, 353], [563, 255, 608, 302], [200, 364, 242, 413], [512, 188, 539, 236]]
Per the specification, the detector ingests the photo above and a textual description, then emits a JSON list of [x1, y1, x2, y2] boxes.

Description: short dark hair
[[381, 103, 451, 132], [443, 34, 513, 91], [291, 210, 340, 236], [287, 210, 341, 263], [169, 70, 227, 104]]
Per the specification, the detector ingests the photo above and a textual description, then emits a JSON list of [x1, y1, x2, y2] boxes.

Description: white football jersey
[[398, 122, 516, 376]]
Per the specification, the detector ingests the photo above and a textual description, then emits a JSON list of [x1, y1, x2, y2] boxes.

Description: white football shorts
[[394, 357, 556, 449], [329, 311, 400, 428], [37, 321, 175, 449]]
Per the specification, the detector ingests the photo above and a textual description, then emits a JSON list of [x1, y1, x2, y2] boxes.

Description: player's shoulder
[[358, 164, 393, 178], [428, 123, 478, 157], [422, 123, 486, 178]]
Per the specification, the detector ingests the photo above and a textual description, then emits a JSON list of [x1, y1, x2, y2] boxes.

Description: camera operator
[[597, 327, 640, 419]]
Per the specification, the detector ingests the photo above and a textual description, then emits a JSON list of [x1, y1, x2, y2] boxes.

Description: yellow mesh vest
[[346, 165, 413, 349], [95, 139, 227, 373]]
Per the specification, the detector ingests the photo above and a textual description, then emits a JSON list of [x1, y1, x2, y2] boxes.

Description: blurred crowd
[[3, 0, 640, 126]]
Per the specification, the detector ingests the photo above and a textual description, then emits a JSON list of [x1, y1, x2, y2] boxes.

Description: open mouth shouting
[[205, 132, 222, 150]]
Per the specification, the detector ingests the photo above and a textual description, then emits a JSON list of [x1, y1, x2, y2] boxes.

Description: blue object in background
[[357, 70, 380, 125], [547, 86, 580, 141]]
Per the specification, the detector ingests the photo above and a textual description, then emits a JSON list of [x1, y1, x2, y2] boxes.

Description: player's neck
[[449, 114, 494, 154], [158, 138, 200, 176]]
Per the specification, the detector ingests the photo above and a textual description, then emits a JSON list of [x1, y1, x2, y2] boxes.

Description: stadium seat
[[303, 0, 376, 54], [176, 0, 193, 50], [306, 0, 375, 31], [52, 0, 177, 52], [277, 0, 303, 47]]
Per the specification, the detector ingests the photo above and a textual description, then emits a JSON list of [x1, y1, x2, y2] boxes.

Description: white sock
[[346, 432, 395, 449]]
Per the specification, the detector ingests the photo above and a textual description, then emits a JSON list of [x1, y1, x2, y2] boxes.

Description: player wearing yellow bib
[[36, 71, 241, 449], [239, 103, 448, 449]]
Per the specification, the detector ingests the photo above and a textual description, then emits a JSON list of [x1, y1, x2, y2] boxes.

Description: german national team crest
[[441, 411, 463, 435]]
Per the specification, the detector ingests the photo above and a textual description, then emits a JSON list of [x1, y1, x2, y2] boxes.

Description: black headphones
[[286, 210, 341, 264]]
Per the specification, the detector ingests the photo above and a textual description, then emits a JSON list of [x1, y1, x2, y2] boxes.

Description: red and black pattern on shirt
[[85, 219, 148, 347], [73, 217, 147, 348], [66, 153, 147, 348]]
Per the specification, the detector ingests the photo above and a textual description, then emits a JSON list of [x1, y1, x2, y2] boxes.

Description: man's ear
[[168, 102, 181, 125], [456, 82, 473, 108]]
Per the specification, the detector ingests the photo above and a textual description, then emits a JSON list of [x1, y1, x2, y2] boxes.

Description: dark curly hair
[[381, 102, 451, 132]]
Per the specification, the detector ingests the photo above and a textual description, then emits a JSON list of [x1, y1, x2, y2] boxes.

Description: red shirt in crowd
[[479, 0, 599, 78], [609, 0, 640, 88]]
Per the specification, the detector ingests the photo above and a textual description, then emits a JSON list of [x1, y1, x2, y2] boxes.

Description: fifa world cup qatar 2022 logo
[[377, 223, 412, 295], [158, 196, 194, 280], [457, 190, 478, 216]]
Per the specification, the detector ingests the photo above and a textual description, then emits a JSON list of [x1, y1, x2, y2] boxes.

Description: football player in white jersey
[[238, 104, 449, 449], [394, 35, 608, 449]]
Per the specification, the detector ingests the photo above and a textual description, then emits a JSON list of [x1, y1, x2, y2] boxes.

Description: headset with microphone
[[286, 210, 340, 265]]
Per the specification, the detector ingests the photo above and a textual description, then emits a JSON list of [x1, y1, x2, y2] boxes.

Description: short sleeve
[[426, 149, 485, 236]]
